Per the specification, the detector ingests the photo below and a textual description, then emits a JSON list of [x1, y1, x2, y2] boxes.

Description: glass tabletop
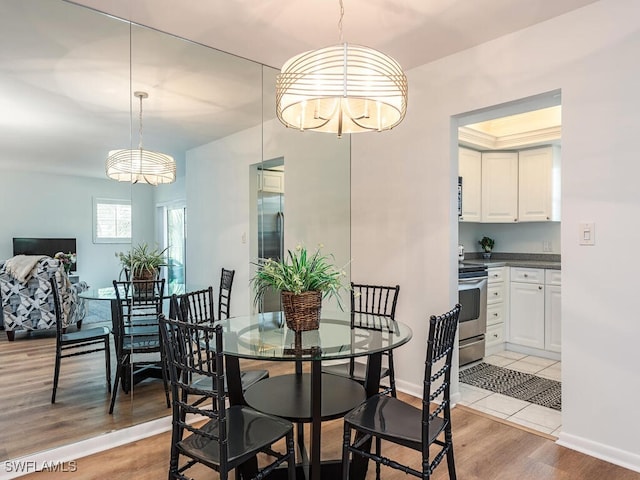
[[219, 311, 413, 362], [79, 283, 203, 300]]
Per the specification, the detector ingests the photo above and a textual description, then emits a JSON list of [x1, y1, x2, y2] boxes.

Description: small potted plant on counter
[[478, 236, 495, 259]]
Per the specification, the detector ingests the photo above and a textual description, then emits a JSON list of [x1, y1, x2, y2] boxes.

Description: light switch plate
[[579, 222, 595, 245]]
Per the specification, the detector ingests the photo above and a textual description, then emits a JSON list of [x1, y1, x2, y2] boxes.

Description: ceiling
[[72, 0, 599, 71], [2, 0, 596, 179], [460, 105, 562, 150]]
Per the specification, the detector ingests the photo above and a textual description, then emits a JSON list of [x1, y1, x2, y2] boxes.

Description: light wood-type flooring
[[19, 399, 640, 480], [3, 326, 640, 479]]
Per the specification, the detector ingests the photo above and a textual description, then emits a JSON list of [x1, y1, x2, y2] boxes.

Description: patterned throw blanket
[[4, 255, 46, 283]]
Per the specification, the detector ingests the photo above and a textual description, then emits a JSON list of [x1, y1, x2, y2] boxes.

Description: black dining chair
[[173, 288, 269, 399], [322, 283, 400, 397], [218, 267, 235, 320], [341, 304, 462, 480], [109, 279, 170, 414], [159, 314, 296, 480], [49, 277, 111, 404]]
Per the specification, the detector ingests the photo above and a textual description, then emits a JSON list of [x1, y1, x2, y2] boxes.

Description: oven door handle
[[458, 277, 487, 288]]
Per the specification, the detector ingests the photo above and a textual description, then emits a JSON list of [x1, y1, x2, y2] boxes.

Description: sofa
[[0, 256, 87, 341]]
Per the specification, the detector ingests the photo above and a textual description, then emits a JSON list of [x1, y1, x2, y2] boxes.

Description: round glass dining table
[[219, 310, 412, 480]]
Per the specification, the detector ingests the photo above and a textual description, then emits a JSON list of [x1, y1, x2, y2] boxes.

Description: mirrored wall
[[0, 0, 350, 461]]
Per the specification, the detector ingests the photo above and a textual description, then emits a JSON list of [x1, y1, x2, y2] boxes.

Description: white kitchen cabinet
[[509, 268, 545, 349], [544, 270, 562, 353], [481, 151, 518, 222], [486, 266, 507, 350], [509, 267, 562, 354], [518, 146, 561, 222], [458, 147, 482, 222], [258, 170, 284, 193]]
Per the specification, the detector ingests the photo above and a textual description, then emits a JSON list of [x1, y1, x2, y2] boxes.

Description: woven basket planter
[[281, 290, 322, 331]]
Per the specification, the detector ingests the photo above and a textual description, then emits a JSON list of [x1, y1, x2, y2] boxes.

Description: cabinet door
[[459, 147, 482, 222], [545, 284, 562, 352], [260, 170, 284, 193], [481, 152, 518, 222], [509, 281, 545, 349], [518, 147, 558, 221]]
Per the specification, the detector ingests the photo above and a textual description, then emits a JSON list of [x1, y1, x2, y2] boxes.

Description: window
[[93, 198, 132, 243]]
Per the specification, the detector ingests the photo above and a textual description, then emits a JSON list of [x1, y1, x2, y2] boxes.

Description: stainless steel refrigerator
[[258, 192, 284, 312]]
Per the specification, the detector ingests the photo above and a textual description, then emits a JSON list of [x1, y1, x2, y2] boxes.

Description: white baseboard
[[557, 431, 640, 473], [504, 342, 561, 361], [395, 378, 422, 399], [0, 415, 173, 479]]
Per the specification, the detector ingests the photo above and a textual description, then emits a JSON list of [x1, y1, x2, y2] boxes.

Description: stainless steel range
[[458, 264, 488, 365]]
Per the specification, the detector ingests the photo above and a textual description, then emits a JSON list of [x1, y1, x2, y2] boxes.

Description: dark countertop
[[461, 253, 561, 270]]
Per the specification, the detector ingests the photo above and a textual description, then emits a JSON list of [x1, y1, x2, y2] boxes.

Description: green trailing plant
[[252, 245, 347, 309], [478, 236, 495, 253], [116, 242, 168, 277]]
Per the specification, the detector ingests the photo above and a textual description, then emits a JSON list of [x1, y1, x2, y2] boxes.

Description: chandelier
[[276, 1, 408, 138], [106, 91, 176, 185]]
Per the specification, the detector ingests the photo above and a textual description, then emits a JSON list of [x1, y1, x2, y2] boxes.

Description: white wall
[[459, 222, 561, 254], [351, 0, 640, 470], [186, 118, 351, 316], [185, 125, 260, 312], [0, 169, 131, 287]]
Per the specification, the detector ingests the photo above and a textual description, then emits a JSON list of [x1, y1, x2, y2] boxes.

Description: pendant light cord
[[338, 0, 344, 43], [138, 94, 144, 151]]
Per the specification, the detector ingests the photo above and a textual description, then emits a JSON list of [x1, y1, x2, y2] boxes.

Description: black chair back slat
[[218, 268, 235, 320]]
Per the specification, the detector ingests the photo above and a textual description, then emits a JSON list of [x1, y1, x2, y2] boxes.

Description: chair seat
[[179, 405, 293, 468], [321, 361, 390, 383], [344, 395, 446, 450], [61, 326, 110, 344]]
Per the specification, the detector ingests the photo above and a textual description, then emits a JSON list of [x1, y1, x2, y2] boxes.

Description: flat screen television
[[12, 237, 77, 272]]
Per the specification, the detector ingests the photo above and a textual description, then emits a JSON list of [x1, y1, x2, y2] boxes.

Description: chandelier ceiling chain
[[275, 0, 408, 137], [105, 91, 176, 185]]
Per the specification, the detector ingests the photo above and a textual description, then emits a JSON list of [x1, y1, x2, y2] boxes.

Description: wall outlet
[[543, 240, 552, 252]]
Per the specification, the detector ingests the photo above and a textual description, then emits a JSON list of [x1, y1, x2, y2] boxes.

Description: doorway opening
[[158, 202, 187, 294], [454, 89, 562, 436], [254, 157, 285, 313]]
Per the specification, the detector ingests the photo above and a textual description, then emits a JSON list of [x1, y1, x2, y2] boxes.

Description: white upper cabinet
[[459, 147, 482, 222], [481, 151, 518, 223], [518, 146, 561, 222], [258, 170, 285, 193]]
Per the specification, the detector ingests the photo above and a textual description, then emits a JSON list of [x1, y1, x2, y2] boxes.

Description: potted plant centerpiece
[[116, 242, 168, 282], [478, 236, 495, 259], [252, 245, 346, 332]]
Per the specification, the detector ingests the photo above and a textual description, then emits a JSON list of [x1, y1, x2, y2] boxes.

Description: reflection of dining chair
[[342, 304, 462, 480], [50, 277, 111, 404], [109, 279, 170, 414], [322, 283, 400, 396], [218, 268, 235, 320], [173, 289, 268, 399], [159, 314, 296, 480]]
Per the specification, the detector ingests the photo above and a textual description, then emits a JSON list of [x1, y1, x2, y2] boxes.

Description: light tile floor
[[458, 349, 562, 436]]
